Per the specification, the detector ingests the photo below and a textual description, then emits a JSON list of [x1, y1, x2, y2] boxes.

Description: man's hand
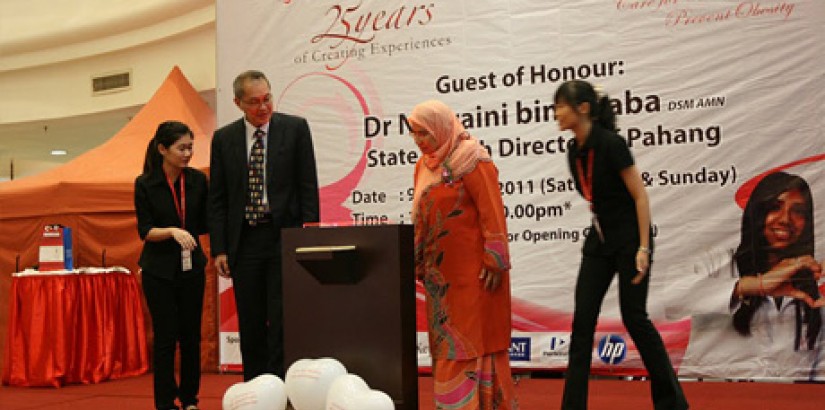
[[215, 254, 231, 278]]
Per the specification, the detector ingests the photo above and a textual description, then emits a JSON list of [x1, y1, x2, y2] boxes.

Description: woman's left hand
[[632, 250, 650, 285], [762, 256, 824, 307], [479, 268, 501, 291], [770, 281, 820, 307]]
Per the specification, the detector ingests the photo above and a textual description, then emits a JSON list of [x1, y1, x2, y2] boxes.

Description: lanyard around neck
[[575, 149, 594, 204], [165, 171, 186, 228]]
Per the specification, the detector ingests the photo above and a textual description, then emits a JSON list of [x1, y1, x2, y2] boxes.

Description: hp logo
[[597, 334, 627, 365]]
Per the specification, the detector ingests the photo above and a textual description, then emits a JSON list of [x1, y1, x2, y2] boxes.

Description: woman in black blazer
[[135, 121, 208, 410]]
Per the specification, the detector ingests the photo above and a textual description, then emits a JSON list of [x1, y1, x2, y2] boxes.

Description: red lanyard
[[165, 171, 186, 228], [576, 150, 594, 204]]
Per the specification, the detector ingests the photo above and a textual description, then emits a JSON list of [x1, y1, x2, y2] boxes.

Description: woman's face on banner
[[763, 188, 808, 250]]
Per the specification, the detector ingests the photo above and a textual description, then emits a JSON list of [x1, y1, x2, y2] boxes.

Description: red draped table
[[2, 267, 148, 387]]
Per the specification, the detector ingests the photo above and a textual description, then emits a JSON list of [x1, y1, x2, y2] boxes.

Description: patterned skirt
[[432, 351, 518, 410]]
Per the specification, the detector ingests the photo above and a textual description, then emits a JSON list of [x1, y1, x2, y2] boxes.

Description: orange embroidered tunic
[[414, 160, 513, 360]]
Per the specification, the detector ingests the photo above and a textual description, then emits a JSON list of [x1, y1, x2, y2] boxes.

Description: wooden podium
[[282, 224, 417, 410]]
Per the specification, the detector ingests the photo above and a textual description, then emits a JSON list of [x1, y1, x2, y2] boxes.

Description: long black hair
[[732, 171, 820, 350], [553, 80, 617, 132], [142, 121, 193, 176]]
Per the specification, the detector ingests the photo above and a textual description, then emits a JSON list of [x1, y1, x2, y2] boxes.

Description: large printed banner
[[217, 0, 825, 380]]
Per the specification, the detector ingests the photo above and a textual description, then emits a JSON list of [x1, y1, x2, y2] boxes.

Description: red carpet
[[1, 373, 823, 409]]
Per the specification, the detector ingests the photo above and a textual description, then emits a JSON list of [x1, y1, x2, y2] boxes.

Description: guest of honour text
[[363, 90, 725, 167]]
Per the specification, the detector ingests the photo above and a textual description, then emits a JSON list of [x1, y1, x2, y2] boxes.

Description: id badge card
[[181, 249, 193, 271], [591, 214, 605, 243]]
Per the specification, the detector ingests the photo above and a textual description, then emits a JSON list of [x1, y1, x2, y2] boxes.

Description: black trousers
[[561, 251, 688, 410], [232, 222, 284, 381], [142, 272, 205, 410]]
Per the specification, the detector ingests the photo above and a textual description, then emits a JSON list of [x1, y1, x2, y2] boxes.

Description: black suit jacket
[[208, 113, 320, 267], [135, 167, 209, 279]]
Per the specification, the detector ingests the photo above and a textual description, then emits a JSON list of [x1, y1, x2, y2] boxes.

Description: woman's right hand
[[171, 228, 197, 251]]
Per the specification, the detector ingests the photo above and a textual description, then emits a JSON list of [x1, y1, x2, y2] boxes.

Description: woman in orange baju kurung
[[408, 100, 518, 410]]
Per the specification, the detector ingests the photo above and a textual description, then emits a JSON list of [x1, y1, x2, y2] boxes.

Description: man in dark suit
[[209, 70, 319, 381]]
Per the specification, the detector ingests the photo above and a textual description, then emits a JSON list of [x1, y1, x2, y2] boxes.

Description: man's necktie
[[245, 128, 266, 225]]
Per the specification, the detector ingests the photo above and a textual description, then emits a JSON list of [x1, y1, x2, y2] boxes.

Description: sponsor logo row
[[415, 332, 630, 365]]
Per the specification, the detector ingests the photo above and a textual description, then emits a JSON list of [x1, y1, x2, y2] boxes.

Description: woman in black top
[[135, 121, 209, 410], [554, 80, 688, 410]]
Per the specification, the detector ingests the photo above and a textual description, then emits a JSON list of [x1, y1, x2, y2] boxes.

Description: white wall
[[0, 1, 216, 179], [0, 7, 216, 123]]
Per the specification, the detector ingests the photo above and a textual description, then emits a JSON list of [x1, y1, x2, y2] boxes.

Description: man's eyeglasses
[[241, 93, 273, 107]]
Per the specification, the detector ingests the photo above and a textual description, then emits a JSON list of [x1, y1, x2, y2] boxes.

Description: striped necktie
[[245, 128, 266, 225]]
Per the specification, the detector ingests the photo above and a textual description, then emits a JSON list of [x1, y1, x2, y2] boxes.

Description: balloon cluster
[[222, 358, 394, 410]]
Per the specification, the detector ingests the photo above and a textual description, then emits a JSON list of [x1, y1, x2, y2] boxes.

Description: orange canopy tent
[[0, 66, 217, 373]]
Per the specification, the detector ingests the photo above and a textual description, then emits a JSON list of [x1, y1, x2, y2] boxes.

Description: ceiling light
[[50, 149, 68, 156]]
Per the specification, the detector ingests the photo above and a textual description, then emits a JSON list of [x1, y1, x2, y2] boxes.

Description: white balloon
[[285, 358, 348, 410], [325, 374, 395, 410], [222, 374, 287, 410]]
